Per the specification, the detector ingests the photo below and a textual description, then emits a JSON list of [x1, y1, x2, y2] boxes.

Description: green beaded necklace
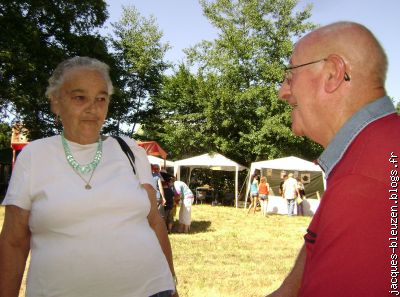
[[61, 131, 103, 174]]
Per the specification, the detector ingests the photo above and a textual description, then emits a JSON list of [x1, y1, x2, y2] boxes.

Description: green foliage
[[0, 123, 11, 151], [142, 65, 207, 159], [143, 0, 322, 165], [396, 101, 400, 115], [0, 0, 112, 139], [0, 0, 324, 167], [107, 6, 170, 136]]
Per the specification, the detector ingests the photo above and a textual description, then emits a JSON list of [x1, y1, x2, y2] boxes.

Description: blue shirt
[[317, 96, 396, 178], [250, 180, 258, 194]]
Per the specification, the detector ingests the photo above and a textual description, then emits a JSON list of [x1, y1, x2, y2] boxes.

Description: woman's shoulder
[[20, 135, 59, 153], [111, 136, 147, 156], [12, 135, 59, 166]]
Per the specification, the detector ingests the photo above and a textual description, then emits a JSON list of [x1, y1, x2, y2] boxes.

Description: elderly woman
[[0, 57, 178, 297], [172, 178, 194, 234]]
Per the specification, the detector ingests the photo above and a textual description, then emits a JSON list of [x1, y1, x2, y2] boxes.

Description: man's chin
[[291, 124, 305, 136]]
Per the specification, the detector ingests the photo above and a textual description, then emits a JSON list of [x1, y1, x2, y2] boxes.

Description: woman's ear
[[324, 54, 349, 93], [50, 96, 60, 115]]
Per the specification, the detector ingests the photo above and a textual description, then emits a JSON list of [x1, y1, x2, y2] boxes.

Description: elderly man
[[282, 173, 300, 216], [267, 22, 400, 297]]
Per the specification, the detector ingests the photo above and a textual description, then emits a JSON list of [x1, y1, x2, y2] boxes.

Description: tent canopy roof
[[137, 141, 167, 159], [251, 156, 322, 172], [174, 153, 247, 171], [148, 155, 174, 168]]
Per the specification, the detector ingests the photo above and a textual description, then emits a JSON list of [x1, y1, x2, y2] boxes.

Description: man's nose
[[278, 81, 290, 102]]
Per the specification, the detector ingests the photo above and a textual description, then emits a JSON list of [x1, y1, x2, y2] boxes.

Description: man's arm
[[266, 244, 306, 297], [0, 205, 31, 297]]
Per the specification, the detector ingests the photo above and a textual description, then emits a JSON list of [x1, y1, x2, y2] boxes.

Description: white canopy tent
[[250, 156, 324, 174], [147, 155, 174, 168], [173, 153, 248, 207], [247, 156, 326, 215]]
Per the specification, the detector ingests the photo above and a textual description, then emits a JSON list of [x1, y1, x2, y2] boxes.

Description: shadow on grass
[[172, 220, 212, 234], [190, 220, 212, 234]]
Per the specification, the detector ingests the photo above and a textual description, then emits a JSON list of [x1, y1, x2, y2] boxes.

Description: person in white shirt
[[282, 173, 300, 216], [0, 57, 178, 297]]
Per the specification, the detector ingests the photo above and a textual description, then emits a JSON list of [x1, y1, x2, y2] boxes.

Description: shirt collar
[[317, 96, 396, 177]]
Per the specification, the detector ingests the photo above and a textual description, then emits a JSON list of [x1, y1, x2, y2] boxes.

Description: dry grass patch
[[170, 205, 310, 297], [0, 204, 311, 297]]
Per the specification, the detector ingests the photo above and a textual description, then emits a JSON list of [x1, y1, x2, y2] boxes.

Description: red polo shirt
[[299, 113, 400, 297]]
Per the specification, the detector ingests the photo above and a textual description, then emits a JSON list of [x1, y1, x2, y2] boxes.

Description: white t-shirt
[[283, 177, 298, 200], [3, 135, 174, 297]]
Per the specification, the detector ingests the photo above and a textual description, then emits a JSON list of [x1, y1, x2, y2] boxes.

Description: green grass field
[[0, 204, 311, 297]]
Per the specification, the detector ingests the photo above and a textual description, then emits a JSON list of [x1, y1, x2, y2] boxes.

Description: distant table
[[195, 187, 214, 204]]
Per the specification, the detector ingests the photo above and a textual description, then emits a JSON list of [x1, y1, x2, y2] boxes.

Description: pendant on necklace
[[85, 184, 92, 190]]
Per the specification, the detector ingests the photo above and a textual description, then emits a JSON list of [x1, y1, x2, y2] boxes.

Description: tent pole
[[244, 166, 253, 210], [235, 166, 238, 208], [188, 168, 193, 185], [174, 164, 181, 181]]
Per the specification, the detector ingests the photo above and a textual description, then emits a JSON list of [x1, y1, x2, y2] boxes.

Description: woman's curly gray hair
[[45, 56, 114, 99]]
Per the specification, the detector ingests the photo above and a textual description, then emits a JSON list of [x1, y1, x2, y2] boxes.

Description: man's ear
[[324, 54, 349, 93]]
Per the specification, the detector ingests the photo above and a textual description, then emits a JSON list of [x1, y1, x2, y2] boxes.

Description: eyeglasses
[[282, 58, 350, 84]]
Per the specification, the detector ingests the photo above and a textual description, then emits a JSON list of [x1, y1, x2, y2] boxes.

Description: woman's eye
[[72, 96, 85, 102]]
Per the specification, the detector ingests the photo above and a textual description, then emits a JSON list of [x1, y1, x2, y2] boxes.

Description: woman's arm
[[0, 205, 31, 297], [158, 178, 166, 205], [142, 183, 178, 297]]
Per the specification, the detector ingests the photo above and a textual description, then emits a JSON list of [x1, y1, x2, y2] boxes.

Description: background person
[[266, 21, 400, 297], [162, 174, 175, 234], [282, 173, 299, 216], [152, 164, 166, 218], [0, 56, 178, 297], [247, 174, 259, 214], [172, 178, 194, 233], [296, 178, 305, 216], [279, 174, 288, 197], [258, 176, 270, 217]]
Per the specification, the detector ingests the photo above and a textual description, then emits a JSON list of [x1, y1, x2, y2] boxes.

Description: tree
[[0, 0, 112, 139], [396, 101, 400, 115], [142, 64, 207, 159], [107, 6, 170, 136], [0, 123, 11, 151], [144, 0, 321, 165]]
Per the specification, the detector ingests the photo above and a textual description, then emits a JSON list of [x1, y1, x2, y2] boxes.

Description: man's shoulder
[[333, 113, 400, 181], [354, 113, 399, 150], [367, 112, 399, 132]]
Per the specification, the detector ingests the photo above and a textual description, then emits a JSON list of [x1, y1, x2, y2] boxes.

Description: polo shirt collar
[[317, 96, 396, 177]]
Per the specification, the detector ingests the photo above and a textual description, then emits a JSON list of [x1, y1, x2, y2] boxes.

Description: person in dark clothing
[[162, 174, 175, 233]]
